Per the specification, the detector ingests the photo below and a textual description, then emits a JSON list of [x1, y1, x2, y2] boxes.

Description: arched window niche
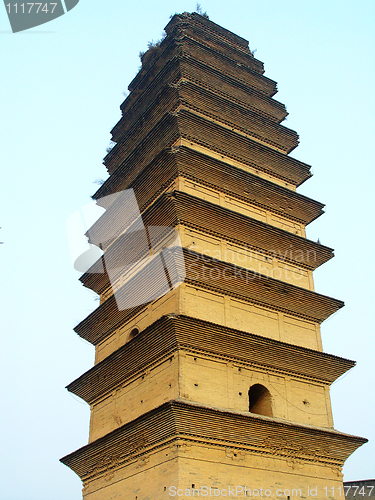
[[248, 384, 273, 417]]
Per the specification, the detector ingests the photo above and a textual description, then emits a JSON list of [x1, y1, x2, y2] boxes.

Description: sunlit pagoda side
[[61, 12, 367, 500]]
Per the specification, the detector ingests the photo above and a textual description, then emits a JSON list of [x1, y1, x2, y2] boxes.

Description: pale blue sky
[[1, 1, 374, 498]]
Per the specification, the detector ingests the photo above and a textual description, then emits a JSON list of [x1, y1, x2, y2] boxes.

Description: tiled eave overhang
[[112, 80, 298, 154], [94, 147, 323, 225], [74, 249, 343, 345], [128, 32, 276, 98], [166, 12, 251, 53], [121, 55, 287, 126], [120, 55, 287, 129], [104, 109, 310, 186], [85, 190, 332, 287], [164, 13, 263, 72], [60, 400, 367, 481], [67, 314, 355, 404]]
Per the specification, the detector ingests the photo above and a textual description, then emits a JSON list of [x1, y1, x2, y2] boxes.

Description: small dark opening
[[248, 384, 272, 417], [129, 327, 139, 339]]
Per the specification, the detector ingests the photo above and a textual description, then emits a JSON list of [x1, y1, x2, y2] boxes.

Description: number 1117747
[[5, 3, 58, 14]]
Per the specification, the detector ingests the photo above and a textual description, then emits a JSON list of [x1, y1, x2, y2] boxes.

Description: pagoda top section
[[127, 10, 270, 95], [165, 11, 255, 56]]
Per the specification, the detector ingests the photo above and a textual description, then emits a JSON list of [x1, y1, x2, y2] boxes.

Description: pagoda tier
[[67, 314, 354, 404], [94, 146, 322, 226], [61, 401, 366, 498], [86, 190, 333, 277], [121, 55, 287, 127], [163, 12, 259, 64], [74, 249, 343, 351], [112, 80, 298, 154], [128, 32, 277, 98], [104, 109, 310, 186], [62, 12, 366, 500]]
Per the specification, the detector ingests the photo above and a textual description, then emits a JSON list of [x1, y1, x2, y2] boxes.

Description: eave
[[113, 80, 299, 154], [83, 190, 332, 298], [60, 400, 367, 480], [128, 34, 276, 98], [120, 55, 287, 123], [94, 146, 324, 226], [67, 314, 355, 405], [74, 249, 343, 345], [105, 109, 310, 185]]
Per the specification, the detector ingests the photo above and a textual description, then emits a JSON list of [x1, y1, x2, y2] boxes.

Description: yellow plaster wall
[[180, 353, 332, 428], [81, 440, 344, 500], [95, 283, 322, 366], [176, 442, 344, 500], [89, 355, 179, 442], [95, 289, 179, 363], [180, 227, 312, 289], [179, 177, 305, 236], [176, 139, 298, 191], [182, 286, 321, 350], [82, 444, 179, 500], [89, 347, 332, 443]]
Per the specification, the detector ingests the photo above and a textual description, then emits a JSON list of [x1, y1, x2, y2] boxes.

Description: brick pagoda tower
[[61, 12, 366, 500]]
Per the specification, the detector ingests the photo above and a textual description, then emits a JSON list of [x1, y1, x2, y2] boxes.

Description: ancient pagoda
[[61, 12, 366, 500]]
